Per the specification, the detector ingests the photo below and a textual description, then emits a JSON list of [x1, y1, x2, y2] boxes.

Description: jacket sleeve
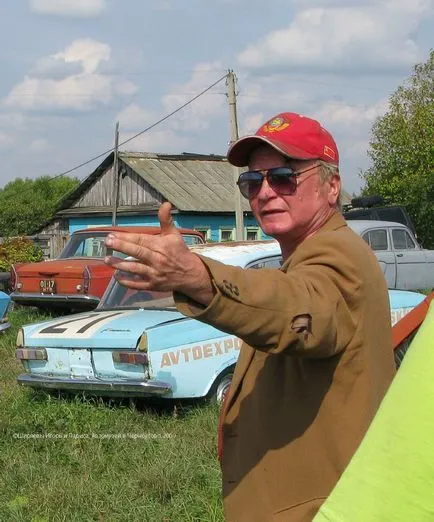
[[175, 232, 365, 358]]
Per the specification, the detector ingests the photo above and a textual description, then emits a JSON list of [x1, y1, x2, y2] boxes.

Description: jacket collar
[[281, 211, 347, 269]]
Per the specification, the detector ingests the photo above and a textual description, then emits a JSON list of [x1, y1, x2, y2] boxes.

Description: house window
[[195, 228, 211, 241], [220, 228, 234, 242], [246, 227, 260, 241]]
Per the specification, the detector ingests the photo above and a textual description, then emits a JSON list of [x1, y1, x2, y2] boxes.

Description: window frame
[[392, 228, 416, 250], [362, 228, 389, 251], [219, 227, 235, 242], [245, 226, 261, 241], [246, 255, 283, 269]]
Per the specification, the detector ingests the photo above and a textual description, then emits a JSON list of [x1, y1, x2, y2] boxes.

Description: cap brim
[[227, 135, 317, 167]]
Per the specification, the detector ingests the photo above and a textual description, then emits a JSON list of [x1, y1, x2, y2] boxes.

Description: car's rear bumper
[[17, 374, 172, 397], [10, 292, 100, 308]]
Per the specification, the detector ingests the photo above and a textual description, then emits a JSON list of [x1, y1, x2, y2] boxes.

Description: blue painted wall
[[68, 213, 271, 241]]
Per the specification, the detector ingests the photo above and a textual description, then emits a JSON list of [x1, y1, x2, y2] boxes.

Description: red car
[[10, 226, 204, 312]]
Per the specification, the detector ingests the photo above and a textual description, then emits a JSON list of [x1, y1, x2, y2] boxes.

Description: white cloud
[[161, 62, 227, 131], [115, 63, 228, 152], [0, 132, 15, 148], [346, 138, 370, 157], [5, 74, 112, 111], [30, 0, 107, 17], [116, 104, 192, 152], [119, 129, 190, 153], [239, 113, 267, 135], [238, 1, 434, 73], [3, 39, 137, 112], [116, 104, 156, 131], [29, 139, 51, 152], [0, 113, 25, 129], [114, 81, 139, 97], [53, 39, 110, 75], [314, 98, 388, 128]]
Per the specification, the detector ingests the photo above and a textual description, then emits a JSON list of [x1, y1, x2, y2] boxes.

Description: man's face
[[247, 145, 339, 246]]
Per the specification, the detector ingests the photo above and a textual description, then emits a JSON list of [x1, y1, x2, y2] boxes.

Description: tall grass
[[0, 308, 224, 521]]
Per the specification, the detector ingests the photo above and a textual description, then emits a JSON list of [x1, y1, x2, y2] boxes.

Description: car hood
[[389, 289, 426, 309], [22, 308, 186, 349], [16, 258, 105, 277]]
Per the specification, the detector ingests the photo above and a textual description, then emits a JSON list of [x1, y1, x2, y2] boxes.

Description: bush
[[0, 237, 44, 272]]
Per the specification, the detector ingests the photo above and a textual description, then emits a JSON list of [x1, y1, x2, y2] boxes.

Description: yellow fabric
[[314, 302, 434, 522]]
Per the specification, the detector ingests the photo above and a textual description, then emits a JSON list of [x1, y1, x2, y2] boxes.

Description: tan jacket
[[176, 213, 395, 522]]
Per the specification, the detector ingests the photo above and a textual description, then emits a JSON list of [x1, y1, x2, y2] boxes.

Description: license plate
[[40, 279, 56, 294]]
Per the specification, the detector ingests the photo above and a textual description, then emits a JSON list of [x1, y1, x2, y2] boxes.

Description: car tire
[[208, 366, 235, 404]]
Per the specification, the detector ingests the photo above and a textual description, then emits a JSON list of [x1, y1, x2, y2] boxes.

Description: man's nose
[[256, 175, 275, 199]]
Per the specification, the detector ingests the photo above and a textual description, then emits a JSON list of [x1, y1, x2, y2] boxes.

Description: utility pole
[[227, 70, 244, 240], [111, 121, 120, 226]]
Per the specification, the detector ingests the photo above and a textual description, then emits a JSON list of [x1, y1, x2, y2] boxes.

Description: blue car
[[15, 241, 426, 401], [0, 290, 12, 332]]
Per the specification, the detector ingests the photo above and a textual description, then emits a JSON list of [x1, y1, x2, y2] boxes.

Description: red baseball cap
[[227, 112, 339, 167]]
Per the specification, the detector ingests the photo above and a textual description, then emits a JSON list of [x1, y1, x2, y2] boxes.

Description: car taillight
[[16, 348, 47, 361], [112, 352, 148, 365], [83, 267, 91, 294]]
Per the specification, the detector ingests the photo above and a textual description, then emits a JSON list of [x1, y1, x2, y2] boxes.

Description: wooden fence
[[0, 233, 70, 260]]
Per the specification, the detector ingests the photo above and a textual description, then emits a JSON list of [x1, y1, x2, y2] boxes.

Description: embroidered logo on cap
[[323, 145, 336, 161], [262, 116, 290, 133]]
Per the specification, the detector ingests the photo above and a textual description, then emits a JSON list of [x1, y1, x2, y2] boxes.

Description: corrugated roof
[[119, 152, 251, 212], [50, 150, 352, 220]]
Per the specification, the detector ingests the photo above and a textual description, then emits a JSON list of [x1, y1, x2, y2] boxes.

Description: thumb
[[158, 202, 178, 236]]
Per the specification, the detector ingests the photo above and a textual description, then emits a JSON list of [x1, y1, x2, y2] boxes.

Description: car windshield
[[183, 234, 204, 245], [59, 231, 202, 259], [59, 233, 129, 259], [99, 277, 175, 310]]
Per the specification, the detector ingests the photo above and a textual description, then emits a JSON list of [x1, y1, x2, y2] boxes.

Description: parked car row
[[8, 221, 433, 318], [14, 240, 426, 402]]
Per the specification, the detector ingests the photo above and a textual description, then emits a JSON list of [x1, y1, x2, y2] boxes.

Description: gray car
[[347, 220, 434, 291]]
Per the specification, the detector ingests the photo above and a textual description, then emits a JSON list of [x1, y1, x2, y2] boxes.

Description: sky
[[0, 0, 433, 196]]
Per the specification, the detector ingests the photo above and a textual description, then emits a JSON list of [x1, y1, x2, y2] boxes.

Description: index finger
[[105, 233, 157, 261]]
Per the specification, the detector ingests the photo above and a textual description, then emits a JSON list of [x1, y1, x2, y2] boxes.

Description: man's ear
[[328, 172, 341, 206]]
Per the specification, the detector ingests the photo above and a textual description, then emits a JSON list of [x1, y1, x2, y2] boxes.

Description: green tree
[[0, 176, 79, 237], [361, 50, 434, 247]]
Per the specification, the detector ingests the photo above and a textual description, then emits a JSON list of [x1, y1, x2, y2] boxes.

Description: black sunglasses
[[236, 164, 318, 199]]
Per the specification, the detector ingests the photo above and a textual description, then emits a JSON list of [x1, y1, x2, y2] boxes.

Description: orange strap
[[392, 292, 434, 348]]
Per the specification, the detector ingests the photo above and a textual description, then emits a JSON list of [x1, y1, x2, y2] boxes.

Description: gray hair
[[318, 160, 341, 210]]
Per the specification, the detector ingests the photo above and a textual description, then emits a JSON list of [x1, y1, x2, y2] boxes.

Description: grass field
[[0, 308, 224, 522]]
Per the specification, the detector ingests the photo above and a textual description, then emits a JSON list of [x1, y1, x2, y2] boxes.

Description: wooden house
[[35, 150, 352, 257]]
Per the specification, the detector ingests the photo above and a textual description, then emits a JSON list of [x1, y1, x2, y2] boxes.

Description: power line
[[35, 72, 229, 183]]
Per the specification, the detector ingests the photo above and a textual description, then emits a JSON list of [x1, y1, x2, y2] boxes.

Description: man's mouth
[[260, 208, 285, 216]]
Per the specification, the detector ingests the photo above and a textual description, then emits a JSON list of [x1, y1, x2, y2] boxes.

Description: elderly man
[[104, 112, 395, 521]]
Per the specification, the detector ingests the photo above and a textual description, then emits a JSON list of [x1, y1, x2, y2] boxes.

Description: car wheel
[[209, 367, 234, 404]]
